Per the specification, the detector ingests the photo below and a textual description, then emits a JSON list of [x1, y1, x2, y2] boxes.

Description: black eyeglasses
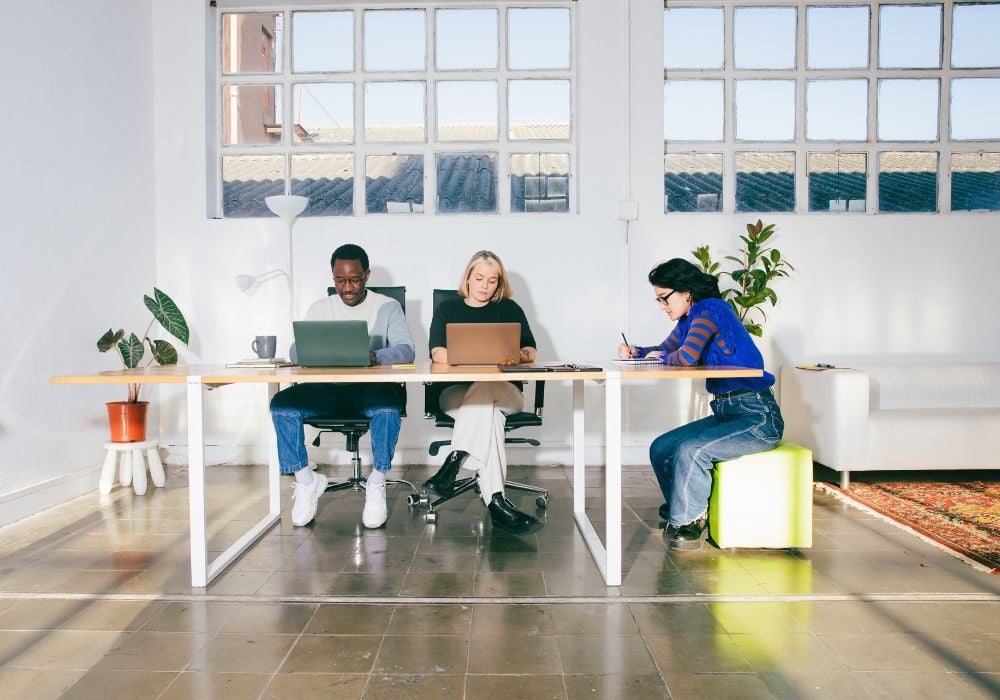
[[333, 276, 364, 287], [655, 290, 677, 306]]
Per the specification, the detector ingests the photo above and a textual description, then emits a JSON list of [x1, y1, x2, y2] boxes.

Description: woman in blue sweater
[[619, 258, 784, 550]]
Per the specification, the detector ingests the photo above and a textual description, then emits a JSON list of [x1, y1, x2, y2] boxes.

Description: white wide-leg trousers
[[439, 381, 523, 504]]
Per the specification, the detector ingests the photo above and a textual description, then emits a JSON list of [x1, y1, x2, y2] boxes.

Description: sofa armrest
[[779, 366, 869, 471]]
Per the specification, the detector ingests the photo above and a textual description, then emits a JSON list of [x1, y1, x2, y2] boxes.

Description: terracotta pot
[[106, 401, 149, 443]]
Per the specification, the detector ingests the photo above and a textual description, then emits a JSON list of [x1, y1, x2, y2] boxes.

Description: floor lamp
[[263, 194, 309, 325]]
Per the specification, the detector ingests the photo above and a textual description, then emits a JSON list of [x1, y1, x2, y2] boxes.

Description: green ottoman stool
[[708, 442, 813, 549]]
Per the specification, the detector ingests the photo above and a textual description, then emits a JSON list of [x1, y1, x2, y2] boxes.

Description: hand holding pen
[[618, 332, 639, 359]]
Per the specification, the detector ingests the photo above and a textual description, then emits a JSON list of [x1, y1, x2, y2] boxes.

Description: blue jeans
[[649, 389, 784, 526], [270, 383, 404, 475]]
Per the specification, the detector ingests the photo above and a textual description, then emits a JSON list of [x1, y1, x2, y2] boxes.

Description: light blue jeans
[[649, 389, 784, 526], [270, 383, 403, 475]]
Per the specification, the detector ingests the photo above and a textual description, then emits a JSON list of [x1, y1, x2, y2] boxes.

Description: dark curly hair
[[330, 243, 369, 272], [648, 258, 721, 302]]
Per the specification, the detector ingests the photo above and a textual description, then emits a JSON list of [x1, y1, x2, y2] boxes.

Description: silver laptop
[[293, 320, 371, 367], [446, 322, 521, 366]]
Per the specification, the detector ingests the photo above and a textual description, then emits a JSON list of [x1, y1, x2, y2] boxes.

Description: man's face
[[332, 258, 369, 307]]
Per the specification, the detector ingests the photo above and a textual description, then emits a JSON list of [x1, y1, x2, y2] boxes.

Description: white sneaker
[[362, 481, 388, 529], [291, 470, 326, 526]]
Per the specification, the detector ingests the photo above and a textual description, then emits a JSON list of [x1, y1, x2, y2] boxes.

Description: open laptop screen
[[293, 320, 371, 367]]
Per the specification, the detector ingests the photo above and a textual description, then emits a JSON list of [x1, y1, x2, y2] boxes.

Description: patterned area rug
[[821, 480, 1000, 573]]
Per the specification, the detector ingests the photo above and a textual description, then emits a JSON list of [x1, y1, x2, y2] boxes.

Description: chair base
[[421, 473, 548, 524], [324, 458, 420, 506]]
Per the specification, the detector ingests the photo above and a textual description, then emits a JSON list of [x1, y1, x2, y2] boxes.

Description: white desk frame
[[54, 363, 759, 588]]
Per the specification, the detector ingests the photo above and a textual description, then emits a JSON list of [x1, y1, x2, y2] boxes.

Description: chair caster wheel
[[418, 494, 430, 507], [406, 493, 420, 507], [473, 484, 481, 495], [425, 511, 438, 524], [536, 496, 548, 509]]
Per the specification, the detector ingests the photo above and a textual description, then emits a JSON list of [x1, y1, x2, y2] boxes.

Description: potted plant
[[691, 219, 794, 337], [96, 288, 190, 442]]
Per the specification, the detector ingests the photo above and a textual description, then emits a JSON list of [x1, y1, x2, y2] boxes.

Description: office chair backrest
[[328, 285, 406, 313], [432, 288, 460, 313]]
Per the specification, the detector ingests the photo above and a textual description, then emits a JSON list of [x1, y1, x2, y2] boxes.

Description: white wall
[[0, 1, 156, 524], [149, 0, 1000, 470]]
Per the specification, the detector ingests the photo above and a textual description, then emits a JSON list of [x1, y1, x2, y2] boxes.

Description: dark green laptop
[[292, 320, 371, 367]]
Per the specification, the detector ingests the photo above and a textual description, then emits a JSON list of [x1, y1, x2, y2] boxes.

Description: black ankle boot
[[665, 515, 708, 551], [488, 493, 542, 535], [424, 450, 467, 497]]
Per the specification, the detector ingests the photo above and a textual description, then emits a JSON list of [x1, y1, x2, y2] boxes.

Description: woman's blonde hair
[[458, 250, 513, 303]]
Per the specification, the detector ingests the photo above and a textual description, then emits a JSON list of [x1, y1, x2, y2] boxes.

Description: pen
[[621, 332, 629, 347], [621, 332, 634, 358]]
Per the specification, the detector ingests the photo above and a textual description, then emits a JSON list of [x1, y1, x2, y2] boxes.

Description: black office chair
[[304, 285, 420, 506], [421, 288, 548, 523]]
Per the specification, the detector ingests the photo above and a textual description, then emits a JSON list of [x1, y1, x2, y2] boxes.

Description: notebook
[[446, 322, 521, 366], [292, 320, 371, 367]]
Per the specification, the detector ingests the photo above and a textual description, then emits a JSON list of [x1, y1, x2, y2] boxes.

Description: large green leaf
[[144, 288, 189, 345], [97, 328, 124, 352], [118, 333, 144, 369], [149, 339, 179, 365]]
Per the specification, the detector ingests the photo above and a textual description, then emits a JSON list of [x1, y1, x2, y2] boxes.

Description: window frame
[[663, 0, 1000, 215], [214, 2, 577, 218]]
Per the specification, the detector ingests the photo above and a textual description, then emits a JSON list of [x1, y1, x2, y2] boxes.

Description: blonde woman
[[425, 251, 542, 535]]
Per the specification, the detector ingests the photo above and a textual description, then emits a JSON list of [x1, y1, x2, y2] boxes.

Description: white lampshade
[[264, 195, 309, 226]]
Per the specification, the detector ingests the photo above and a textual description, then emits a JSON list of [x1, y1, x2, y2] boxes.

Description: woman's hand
[[645, 350, 665, 359], [519, 347, 537, 364], [617, 343, 639, 359], [431, 347, 448, 364]]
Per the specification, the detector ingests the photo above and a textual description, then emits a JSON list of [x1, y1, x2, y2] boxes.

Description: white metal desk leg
[[266, 382, 281, 517], [573, 380, 586, 514], [604, 372, 623, 586], [187, 376, 208, 588]]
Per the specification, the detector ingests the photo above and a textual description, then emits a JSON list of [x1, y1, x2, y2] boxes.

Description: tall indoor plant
[[691, 219, 794, 337], [96, 288, 189, 441]]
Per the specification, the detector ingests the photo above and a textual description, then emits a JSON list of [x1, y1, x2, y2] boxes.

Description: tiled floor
[[0, 463, 998, 699]]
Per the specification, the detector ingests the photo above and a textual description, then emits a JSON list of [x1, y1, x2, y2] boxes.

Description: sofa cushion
[[868, 407, 1000, 469], [858, 364, 1000, 410]]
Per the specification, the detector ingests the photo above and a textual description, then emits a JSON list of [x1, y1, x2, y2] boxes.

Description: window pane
[[952, 152, 1000, 211], [808, 153, 867, 212], [734, 7, 796, 69], [807, 6, 869, 69], [366, 155, 424, 214], [509, 8, 570, 70], [952, 3, 1000, 68], [736, 152, 795, 212], [436, 9, 498, 70], [878, 79, 939, 141], [292, 154, 354, 216], [878, 151, 938, 212], [222, 155, 284, 217], [364, 82, 425, 142], [437, 81, 498, 141], [437, 153, 498, 214], [806, 80, 868, 141], [951, 78, 1000, 140], [664, 153, 723, 213], [223, 85, 281, 145], [736, 80, 795, 141], [364, 10, 426, 71], [879, 4, 942, 69], [664, 80, 724, 141], [511, 153, 570, 213], [508, 80, 570, 140], [293, 83, 353, 144], [663, 7, 723, 70], [222, 13, 282, 74], [292, 11, 352, 72]]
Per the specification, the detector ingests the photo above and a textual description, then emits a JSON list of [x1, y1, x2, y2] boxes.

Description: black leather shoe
[[488, 493, 543, 536], [423, 450, 467, 497], [658, 503, 669, 521], [665, 516, 708, 551]]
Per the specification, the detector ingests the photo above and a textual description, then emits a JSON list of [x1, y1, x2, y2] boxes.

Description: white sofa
[[780, 363, 1000, 488]]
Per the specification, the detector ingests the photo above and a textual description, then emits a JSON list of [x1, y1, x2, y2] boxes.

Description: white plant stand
[[100, 440, 165, 495]]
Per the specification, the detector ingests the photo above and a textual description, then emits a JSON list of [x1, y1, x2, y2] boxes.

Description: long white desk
[[52, 362, 760, 588]]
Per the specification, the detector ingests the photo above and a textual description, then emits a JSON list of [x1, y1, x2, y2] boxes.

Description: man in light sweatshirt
[[270, 243, 415, 529]]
